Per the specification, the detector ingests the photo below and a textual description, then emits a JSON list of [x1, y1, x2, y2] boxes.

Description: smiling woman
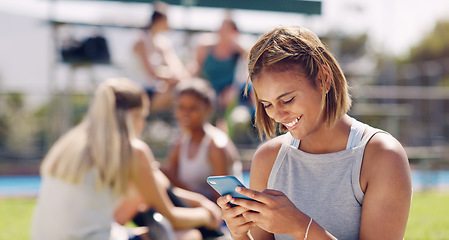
[[254, 71, 327, 140], [217, 26, 412, 240]]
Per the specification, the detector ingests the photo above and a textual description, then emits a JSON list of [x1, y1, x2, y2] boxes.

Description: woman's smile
[[282, 116, 302, 130]]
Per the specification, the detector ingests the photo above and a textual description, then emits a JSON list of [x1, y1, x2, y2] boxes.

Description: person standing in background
[[128, 1, 190, 113], [193, 17, 248, 133]]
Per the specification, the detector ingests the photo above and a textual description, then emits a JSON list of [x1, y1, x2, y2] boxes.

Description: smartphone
[[206, 175, 253, 201]]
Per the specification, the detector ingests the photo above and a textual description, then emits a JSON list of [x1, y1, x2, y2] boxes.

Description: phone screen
[[207, 175, 253, 201]]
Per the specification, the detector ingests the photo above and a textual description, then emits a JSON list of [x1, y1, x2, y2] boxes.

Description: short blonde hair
[[247, 26, 351, 139]]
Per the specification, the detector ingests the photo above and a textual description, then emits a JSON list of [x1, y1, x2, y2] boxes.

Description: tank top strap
[[358, 127, 388, 148], [267, 133, 293, 189], [351, 126, 388, 205], [346, 118, 368, 150], [290, 134, 300, 148], [289, 118, 368, 150], [179, 134, 190, 159], [197, 134, 212, 159]]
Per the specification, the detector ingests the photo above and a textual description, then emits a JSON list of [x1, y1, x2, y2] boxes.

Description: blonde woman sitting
[[31, 78, 222, 240]]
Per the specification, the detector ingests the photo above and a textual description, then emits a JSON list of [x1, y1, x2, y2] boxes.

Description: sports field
[[1, 191, 448, 239]]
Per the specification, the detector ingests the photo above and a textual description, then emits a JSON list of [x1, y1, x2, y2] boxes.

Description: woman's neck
[[150, 26, 164, 36], [187, 125, 206, 142], [213, 41, 235, 60], [299, 115, 352, 154]]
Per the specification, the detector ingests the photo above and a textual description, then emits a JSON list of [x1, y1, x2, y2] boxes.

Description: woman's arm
[[132, 139, 216, 230], [171, 186, 222, 226], [221, 136, 337, 239], [209, 141, 230, 176], [154, 34, 190, 82], [235, 42, 249, 62], [190, 44, 207, 77], [244, 139, 279, 240], [359, 133, 412, 239], [217, 137, 281, 240], [208, 141, 231, 201]]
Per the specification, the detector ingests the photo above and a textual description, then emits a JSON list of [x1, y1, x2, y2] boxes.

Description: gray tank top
[[267, 119, 383, 240]]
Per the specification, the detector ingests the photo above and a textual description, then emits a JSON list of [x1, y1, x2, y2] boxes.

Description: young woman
[[31, 78, 221, 240], [193, 18, 248, 132], [163, 78, 242, 202], [217, 26, 412, 240], [129, 2, 190, 113]]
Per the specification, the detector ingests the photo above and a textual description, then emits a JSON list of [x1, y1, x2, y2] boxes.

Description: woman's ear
[[320, 64, 332, 93]]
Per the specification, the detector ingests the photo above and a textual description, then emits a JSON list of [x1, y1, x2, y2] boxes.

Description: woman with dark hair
[[193, 17, 248, 132], [164, 78, 242, 202]]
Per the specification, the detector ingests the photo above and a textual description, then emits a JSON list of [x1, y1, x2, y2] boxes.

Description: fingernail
[[226, 195, 232, 200], [235, 186, 242, 192]]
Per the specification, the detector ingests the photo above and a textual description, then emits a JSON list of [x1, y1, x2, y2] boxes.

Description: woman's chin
[[289, 130, 304, 140]]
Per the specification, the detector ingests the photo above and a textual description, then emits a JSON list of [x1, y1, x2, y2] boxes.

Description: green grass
[[1, 191, 449, 240], [0, 198, 36, 240], [405, 191, 449, 239]]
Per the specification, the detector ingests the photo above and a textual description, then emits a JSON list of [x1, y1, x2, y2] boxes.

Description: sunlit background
[[1, 0, 449, 192], [0, 0, 449, 238]]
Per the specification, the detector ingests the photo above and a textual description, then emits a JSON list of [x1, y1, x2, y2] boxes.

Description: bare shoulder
[[359, 131, 412, 238], [364, 132, 409, 172], [168, 137, 182, 153], [132, 138, 150, 151], [131, 138, 156, 163], [253, 135, 285, 163], [362, 131, 411, 192], [250, 134, 287, 190], [209, 139, 226, 154]]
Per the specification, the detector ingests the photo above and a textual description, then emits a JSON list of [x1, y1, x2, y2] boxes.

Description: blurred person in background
[[31, 78, 221, 240], [162, 78, 242, 202], [217, 26, 412, 240], [128, 1, 190, 114], [192, 17, 248, 133]]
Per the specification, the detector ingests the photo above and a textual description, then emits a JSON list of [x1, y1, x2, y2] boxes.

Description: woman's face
[[219, 21, 237, 41], [174, 93, 210, 132], [253, 70, 325, 140]]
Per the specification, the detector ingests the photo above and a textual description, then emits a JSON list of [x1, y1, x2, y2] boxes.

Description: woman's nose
[[270, 105, 289, 122]]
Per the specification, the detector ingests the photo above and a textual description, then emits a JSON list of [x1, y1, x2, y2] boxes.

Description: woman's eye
[[262, 103, 272, 109], [282, 96, 295, 104]]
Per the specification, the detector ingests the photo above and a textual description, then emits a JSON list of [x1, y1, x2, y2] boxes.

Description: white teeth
[[285, 117, 299, 127]]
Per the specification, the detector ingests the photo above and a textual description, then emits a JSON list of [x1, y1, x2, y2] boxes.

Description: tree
[[406, 20, 449, 62]]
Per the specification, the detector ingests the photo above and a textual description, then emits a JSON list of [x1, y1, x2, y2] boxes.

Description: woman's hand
[[216, 194, 256, 237], [201, 200, 223, 230], [229, 187, 309, 239]]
